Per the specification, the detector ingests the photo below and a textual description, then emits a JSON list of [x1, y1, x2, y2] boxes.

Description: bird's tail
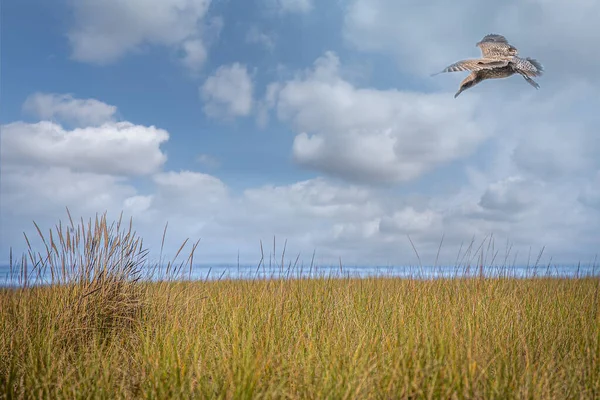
[[525, 58, 544, 76]]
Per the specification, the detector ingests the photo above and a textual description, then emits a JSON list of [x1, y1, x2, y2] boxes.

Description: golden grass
[[1, 213, 599, 399]]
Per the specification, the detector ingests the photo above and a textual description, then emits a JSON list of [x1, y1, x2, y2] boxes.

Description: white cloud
[[67, 0, 214, 69], [269, 52, 487, 183], [379, 208, 442, 235], [5, 95, 170, 179], [201, 63, 254, 119], [152, 171, 229, 209], [1, 121, 168, 176], [0, 164, 141, 262], [22, 93, 117, 127], [255, 82, 281, 128], [180, 39, 208, 72], [478, 176, 537, 215], [1, 166, 136, 219], [243, 177, 376, 221]]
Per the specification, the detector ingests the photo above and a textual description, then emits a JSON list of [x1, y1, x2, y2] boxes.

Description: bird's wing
[[478, 34, 509, 44], [476, 34, 518, 57], [511, 57, 544, 77], [431, 59, 509, 76]]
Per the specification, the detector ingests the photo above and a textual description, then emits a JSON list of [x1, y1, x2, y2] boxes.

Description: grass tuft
[[5, 211, 147, 353]]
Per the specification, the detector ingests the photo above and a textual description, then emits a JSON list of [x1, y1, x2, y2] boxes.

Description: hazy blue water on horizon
[[1, 263, 598, 288]]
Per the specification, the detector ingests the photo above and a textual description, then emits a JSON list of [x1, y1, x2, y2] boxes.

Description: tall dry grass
[[5, 211, 148, 347], [1, 213, 599, 399]]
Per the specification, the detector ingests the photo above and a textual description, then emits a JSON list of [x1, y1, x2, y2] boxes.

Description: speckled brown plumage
[[476, 34, 518, 58], [433, 34, 544, 98]]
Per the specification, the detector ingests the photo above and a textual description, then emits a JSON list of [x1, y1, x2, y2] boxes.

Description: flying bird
[[432, 34, 544, 98]]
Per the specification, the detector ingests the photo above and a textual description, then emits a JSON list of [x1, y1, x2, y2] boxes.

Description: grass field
[[1, 213, 599, 399]]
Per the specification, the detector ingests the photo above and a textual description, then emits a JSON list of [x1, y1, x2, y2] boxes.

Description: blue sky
[[1, 0, 599, 267]]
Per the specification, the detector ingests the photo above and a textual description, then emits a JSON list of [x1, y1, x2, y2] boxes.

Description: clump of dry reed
[[10, 210, 148, 347]]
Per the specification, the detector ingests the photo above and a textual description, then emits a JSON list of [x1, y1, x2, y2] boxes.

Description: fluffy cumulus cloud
[[1, 166, 137, 221], [478, 176, 537, 216], [267, 52, 487, 184], [66, 0, 216, 70], [22, 93, 117, 127], [1, 120, 168, 176], [152, 171, 229, 213], [180, 39, 208, 72], [201, 63, 254, 119]]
